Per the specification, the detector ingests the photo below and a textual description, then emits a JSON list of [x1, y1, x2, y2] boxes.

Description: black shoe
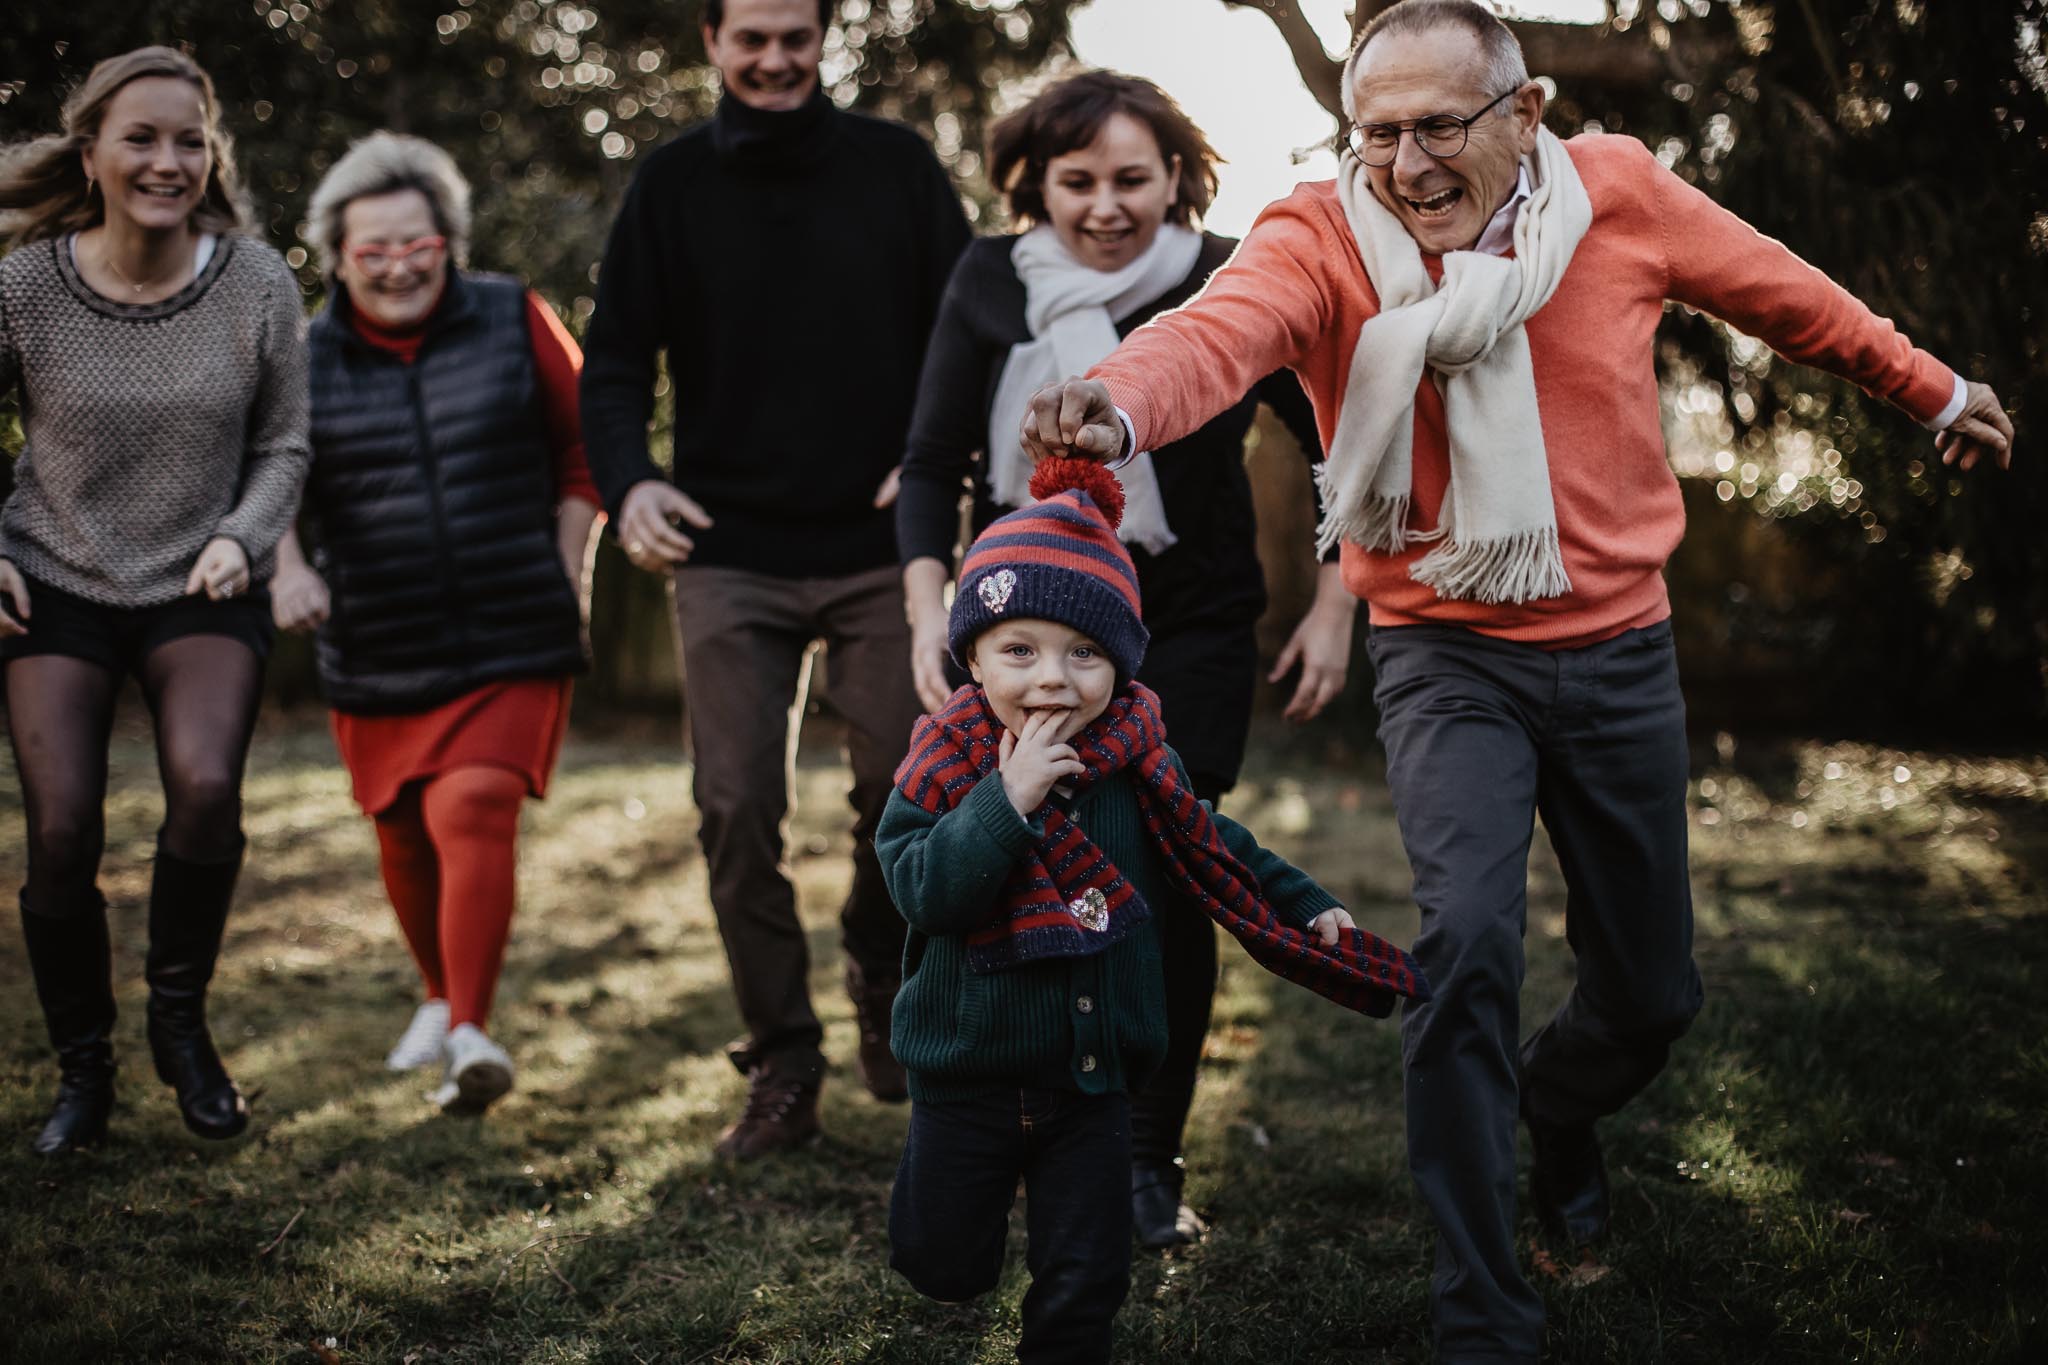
[[1131, 1160, 1206, 1248], [20, 894, 118, 1156], [1526, 1113, 1610, 1246], [145, 842, 250, 1141]]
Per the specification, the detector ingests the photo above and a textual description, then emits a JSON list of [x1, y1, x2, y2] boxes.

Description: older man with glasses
[[1018, 0, 2012, 1359]]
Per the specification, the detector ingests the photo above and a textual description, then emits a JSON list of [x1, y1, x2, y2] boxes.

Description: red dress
[[329, 291, 599, 815]]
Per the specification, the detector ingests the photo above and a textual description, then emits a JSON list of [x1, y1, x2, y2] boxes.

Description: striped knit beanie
[[950, 457, 1150, 683]]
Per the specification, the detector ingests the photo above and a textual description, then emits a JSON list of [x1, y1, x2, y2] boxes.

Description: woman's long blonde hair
[[0, 46, 249, 248]]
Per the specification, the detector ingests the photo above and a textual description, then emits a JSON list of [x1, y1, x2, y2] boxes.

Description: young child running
[[878, 458, 1430, 1362]]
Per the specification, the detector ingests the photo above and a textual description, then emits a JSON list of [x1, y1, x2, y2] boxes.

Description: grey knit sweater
[[0, 232, 311, 607]]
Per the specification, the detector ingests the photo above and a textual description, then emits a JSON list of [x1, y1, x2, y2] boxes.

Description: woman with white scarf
[[895, 70, 1356, 1249]]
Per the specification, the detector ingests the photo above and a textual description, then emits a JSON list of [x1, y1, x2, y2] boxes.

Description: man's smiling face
[[1349, 24, 1540, 254]]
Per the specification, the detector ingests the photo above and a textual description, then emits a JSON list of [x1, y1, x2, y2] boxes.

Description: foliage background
[[1, 0, 2043, 737]]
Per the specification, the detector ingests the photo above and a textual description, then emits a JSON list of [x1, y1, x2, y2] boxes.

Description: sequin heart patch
[[1067, 886, 1109, 932], [977, 568, 1017, 614]]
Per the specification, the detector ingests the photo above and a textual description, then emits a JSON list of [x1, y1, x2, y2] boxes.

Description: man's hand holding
[[1936, 380, 2015, 473], [997, 709, 1085, 817], [619, 480, 714, 573], [1020, 378, 1125, 465]]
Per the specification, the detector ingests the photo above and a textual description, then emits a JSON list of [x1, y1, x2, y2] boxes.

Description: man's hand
[[1020, 378, 1125, 465], [1270, 565, 1358, 723], [619, 480, 714, 573], [1307, 906, 1356, 947], [1935, 380, 2015, 472], [873, 465, 903, 509], [183, 537, 250, 601], [998, 708, 1086, 817], [0, 559, 30, 638], [910, 615, 954, 715], [271, 561, 330, 632]]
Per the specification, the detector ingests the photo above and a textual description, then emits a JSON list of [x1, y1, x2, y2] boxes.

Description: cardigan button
[[1076, 995, 1095, 1014], [1080, 1054, 1098, 1073]]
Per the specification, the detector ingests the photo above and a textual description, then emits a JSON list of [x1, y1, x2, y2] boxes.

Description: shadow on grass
[[3, 721, 2046, 1362]]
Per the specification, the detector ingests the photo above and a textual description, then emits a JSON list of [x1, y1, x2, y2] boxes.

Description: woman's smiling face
[[1041, 112, 1180, 273]]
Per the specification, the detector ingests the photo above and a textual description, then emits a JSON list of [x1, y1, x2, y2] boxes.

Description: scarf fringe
[[1409, 526, 1573, 605], [1314, 464, 1424, 559]]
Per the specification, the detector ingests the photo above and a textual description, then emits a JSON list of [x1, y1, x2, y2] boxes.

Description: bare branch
[[1224, 4, 1741, 127], [1220, 0, 1346, 119]]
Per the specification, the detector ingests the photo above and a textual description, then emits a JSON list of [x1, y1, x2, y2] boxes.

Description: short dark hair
[[703, 0, 833, 34], [988, 70, 1221, 228]]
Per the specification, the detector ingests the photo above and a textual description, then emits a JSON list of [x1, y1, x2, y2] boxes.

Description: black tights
[[7, 636, 264, 919], [1130, 769, 1227, 1167]]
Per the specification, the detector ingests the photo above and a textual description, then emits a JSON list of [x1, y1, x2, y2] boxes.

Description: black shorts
[[0, 571, 275, 674]]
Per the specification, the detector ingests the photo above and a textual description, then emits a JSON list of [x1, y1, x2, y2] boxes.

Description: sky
[[1066, 0, 1609, 236]]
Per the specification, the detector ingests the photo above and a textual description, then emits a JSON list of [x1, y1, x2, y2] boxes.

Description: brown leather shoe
[[714, 1062, 821, 1161], [845, 959, 908, 1103]]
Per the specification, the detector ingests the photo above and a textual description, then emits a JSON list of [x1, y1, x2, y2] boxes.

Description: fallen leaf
[[307, 1341, 342, 1364], [1566, 1252, 1612, 1288], [1835, 1208, 1873, 1226], [1531, 1247, 1564, 1280], [1853, 1152, 1901, 1170], [1971, 1221, 2002, 1243]]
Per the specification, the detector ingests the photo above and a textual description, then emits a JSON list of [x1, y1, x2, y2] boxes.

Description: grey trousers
[[671, 562, 922, 1080], [1368, 620, 1705, 1364]]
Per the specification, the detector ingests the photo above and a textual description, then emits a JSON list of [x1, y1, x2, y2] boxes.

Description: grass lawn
[[2, 704, 2045, 1364]]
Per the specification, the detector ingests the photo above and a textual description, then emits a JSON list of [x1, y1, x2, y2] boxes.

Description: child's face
[[969, 619, 1117, 744]]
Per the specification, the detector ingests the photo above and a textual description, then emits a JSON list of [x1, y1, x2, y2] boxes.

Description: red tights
[[372, 764, 529, 1028]]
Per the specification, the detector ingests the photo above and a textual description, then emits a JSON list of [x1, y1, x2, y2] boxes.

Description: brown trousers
[[671, 562, 920, 1080]]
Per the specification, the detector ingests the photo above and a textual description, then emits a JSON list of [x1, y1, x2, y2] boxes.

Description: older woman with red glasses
[[271, 132, 600, 1117]]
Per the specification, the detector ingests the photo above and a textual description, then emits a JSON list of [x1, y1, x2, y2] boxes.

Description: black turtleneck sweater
[[581, 90, 970, 576]]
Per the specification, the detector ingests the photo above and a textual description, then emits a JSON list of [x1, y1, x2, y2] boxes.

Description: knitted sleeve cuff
[[968, 772, 1042, 855]]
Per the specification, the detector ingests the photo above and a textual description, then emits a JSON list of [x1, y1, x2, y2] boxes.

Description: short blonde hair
[[305, 131, 470, 278]]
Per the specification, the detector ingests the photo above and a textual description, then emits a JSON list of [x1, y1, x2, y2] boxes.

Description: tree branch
[[1220, 0, 1346, 119], [1226, 2, 1740, 126]]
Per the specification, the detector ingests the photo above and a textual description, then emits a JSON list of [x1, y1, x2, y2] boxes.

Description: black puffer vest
[[306, 273, 587, 714]]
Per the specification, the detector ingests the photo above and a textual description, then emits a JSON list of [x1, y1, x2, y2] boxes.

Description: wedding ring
[[628, 540, 646, 556], [219, 582, 236, 598]]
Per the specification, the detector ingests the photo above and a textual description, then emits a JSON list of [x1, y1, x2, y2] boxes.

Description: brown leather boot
[[714, 1060, 822, 1161], [844, 958, 907, 1102]]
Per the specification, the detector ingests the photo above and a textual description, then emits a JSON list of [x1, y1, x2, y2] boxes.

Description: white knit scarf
[[987, 223, 1204, 556], [1318, 127, 1592, 604]]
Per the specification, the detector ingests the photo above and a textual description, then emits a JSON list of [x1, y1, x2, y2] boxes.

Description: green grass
[[2, 708, 2045, 1363]]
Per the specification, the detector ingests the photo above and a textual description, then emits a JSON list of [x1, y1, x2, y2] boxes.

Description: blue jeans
[[1369, 621, 1705, 1364], [890, 1088, 1132, 1364]]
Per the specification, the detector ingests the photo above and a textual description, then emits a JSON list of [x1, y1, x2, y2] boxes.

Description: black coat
[[304, 272, 587, 714]]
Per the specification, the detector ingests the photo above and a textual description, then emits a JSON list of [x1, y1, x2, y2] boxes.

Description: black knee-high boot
[[144, 839, 249, 1140], [20, 890, 118, 1155]]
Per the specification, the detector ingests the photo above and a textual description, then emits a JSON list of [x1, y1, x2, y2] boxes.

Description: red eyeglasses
[[345, 235, 447, 276]]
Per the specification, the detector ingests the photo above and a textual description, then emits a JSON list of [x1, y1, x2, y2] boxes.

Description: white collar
[[1473, 166, 1533, 257]]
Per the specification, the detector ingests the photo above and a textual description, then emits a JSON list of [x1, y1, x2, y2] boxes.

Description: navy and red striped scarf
[[893, 682, 1430, 1017]]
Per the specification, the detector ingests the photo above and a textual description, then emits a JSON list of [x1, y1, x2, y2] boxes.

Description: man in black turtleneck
[[582, 0, 969, 1160]]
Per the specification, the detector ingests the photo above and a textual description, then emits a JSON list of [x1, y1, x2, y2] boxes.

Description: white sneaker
[[429, 1023, 514, 1116], [385, 999, 450, 1072]]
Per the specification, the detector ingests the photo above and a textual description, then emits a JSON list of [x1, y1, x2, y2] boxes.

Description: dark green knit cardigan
[[876, 752, 1342, 1103]]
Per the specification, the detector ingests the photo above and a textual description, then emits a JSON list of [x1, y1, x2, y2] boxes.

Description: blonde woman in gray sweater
[[0, 48, 310, 1154]]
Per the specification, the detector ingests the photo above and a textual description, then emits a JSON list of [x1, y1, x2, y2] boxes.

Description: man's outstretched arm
[[1022, 184, 1342, 463]]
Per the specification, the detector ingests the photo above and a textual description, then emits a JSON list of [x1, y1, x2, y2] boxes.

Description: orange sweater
[[1093, 133, 1956, 647]]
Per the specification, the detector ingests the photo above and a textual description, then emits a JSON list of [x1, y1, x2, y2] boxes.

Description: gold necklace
[[97, 238, 187, 297]]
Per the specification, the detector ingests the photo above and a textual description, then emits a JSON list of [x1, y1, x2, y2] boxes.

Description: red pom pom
[[1029, 456, 1125, 530]]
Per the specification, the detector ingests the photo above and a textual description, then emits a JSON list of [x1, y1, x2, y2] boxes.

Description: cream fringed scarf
[[1317, 127, 1592, 604], [986, 224, 1203, 556]]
